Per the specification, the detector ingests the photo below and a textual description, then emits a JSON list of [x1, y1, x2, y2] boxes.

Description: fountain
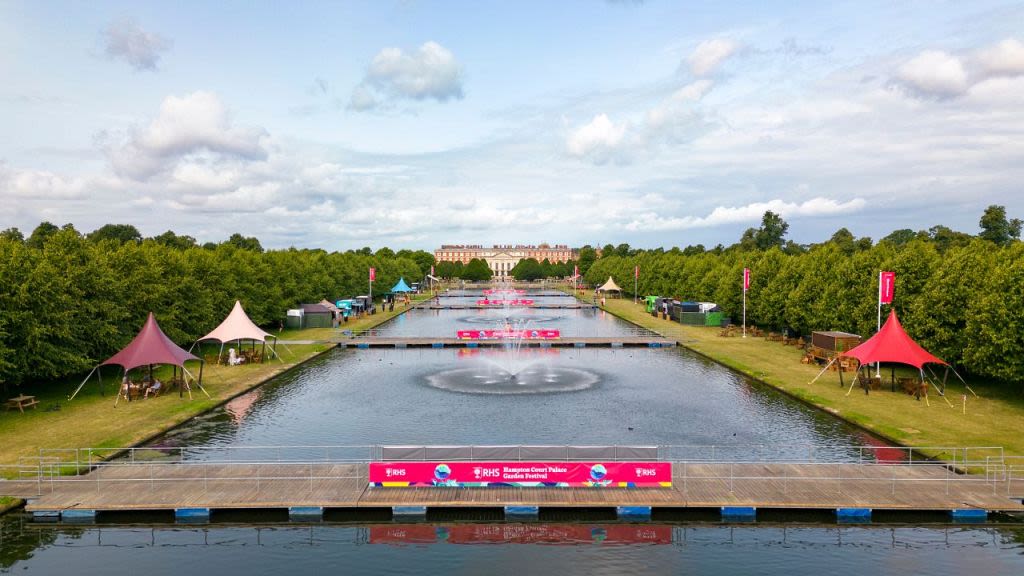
[[426, 292, 600, 395]]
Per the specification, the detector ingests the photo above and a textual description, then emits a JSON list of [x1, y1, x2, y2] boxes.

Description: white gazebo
[[195, 301, 279, 363]]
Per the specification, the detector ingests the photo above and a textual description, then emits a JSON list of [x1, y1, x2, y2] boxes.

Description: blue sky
[[2, 1, 1023, 249]]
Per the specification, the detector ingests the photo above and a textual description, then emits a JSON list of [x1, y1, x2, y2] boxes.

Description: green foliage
[[979, 204, 1022, 246], [511, 258, 544, 281], [461, 258, 493, 281], [88, 223, 142, 244], [0, 229, 423, 386], [584, 234, 1023, 384], [226, 233, 263, 252], [577, 245, 597, 274]]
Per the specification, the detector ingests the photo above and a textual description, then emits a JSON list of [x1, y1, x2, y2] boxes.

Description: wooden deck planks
[[14, 461, 1024, 513]]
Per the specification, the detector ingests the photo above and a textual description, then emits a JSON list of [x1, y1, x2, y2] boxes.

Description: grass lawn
[[0, 343, 327, 476], [597, 297, 1024, 459], [0, 295, 423, 477]]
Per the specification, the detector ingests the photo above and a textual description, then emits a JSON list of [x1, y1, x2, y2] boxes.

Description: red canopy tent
[[844, 310, 946, 370], [811, 310, 967, 397], [70, 313, 206, 403]]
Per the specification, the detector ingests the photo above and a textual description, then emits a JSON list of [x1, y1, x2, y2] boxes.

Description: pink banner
[[457, 329, 561, 340], [370, 524, 673, 545], [880, 271, 895, 304], [477, 299, 534, 306], [483, 289, 526, 295], [369, 267, 376, 282], [369, 461, 672, 487], [743, 267, 750, 291]]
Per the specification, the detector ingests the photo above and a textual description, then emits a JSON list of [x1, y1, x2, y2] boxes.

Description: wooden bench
[[5, 395, 39, 412]]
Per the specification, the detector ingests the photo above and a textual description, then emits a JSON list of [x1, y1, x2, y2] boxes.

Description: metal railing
[[4, 444, 1017, 500], [27, 443, 1007, 467]]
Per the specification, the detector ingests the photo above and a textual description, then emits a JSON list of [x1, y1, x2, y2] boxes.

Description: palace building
[[434, 244, 578, 278]]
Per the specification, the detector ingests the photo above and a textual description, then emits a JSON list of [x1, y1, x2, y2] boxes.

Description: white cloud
[[688, 39, 738, 76], [647, 79, 713, 128], [101, 19, 171, 72], [896, 50, 968, 97], [103, 91, 268, 180], [566, 114, 629, 163], [0, 165, 89, 199], [624, 198, 867, 231], [350, 41, 463, 110], [975, 38, 1024, 77]]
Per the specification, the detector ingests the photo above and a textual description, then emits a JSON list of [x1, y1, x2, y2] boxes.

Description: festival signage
[[879, 271, 896, 304], [369, 524, 673, 545], [477, 299, 534, 306], [369, 461, 672, 488], [483, 289, 526, 295], [369, 267, 376, 282], [456, 329, 561, 340], [743, 267, 751, 291]]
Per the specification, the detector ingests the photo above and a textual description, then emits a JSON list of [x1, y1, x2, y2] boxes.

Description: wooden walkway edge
[[10, 462, 1024, 514]]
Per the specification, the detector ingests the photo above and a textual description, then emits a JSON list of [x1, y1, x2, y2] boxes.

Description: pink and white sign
[[743, 268, 751, 291], [369, 461, 672, 488], [369, 267, 376, 282], [483, 289, 526, 295], [879, 271, 896, 304], [457, 329, 561, 340], [477, 299, 534, 306]]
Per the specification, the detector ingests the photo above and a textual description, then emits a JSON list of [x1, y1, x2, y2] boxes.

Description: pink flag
[[634, 265, 639, 279], [880, 271, 895, 304], [430, 265, 435, 276], [369, 267, 376, 282], [743, 268, 751, 291]]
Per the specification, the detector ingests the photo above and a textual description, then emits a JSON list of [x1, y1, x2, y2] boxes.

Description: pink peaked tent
[[70, 313, 204, 401], [195, 300, 278, 363]]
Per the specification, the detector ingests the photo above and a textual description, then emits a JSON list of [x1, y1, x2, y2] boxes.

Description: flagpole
[[634, 265, 638, 304], [742, 267, 747, 338], [876, 270, 882, 377]]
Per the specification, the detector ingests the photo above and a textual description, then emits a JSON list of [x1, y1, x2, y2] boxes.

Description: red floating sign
[[456, 329, 561, 340], [477, 299, 534, 306], [369, 461, 672, 488]]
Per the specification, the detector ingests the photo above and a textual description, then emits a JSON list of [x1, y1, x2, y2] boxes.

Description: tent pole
[[838, 361, 845, 389], [218, 342, 224, 365], [261, 340, 266, 363], [808, 357, 837, 385], [890, 366, 895, 393], [69, 366, 99, 401], [97, 365, 103, 397], [949, 367, 977, 397], [941, 366, 949, 396]]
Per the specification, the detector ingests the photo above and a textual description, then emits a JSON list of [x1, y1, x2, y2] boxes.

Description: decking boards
[[16, 462, 1024, 513]]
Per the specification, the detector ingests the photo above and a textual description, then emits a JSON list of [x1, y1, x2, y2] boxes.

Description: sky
[[2, 1, 1023, 250]]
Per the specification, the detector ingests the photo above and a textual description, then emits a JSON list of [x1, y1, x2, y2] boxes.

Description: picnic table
[[5, 395, 39, 412]]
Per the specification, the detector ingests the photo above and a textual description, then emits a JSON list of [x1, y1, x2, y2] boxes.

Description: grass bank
[[597, 296, 1024, 458], [0, 298, 419, 475]]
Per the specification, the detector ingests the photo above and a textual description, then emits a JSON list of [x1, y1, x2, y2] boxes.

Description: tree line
[[584, 206, 1024, 384], [0, 223, 433, 387]]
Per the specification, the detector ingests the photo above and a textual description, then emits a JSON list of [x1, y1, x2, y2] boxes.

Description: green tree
[[226, 233, 263, 252], [88, 224, 142, 244], [26, 221, 60, 248], [151, 230, 197, 249], [755, 211, 789, 250], [578, 245, 598, 274], [979, 205, 1022, 246], [461, 258, 493, 281], [0, 227, 24, 242]]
